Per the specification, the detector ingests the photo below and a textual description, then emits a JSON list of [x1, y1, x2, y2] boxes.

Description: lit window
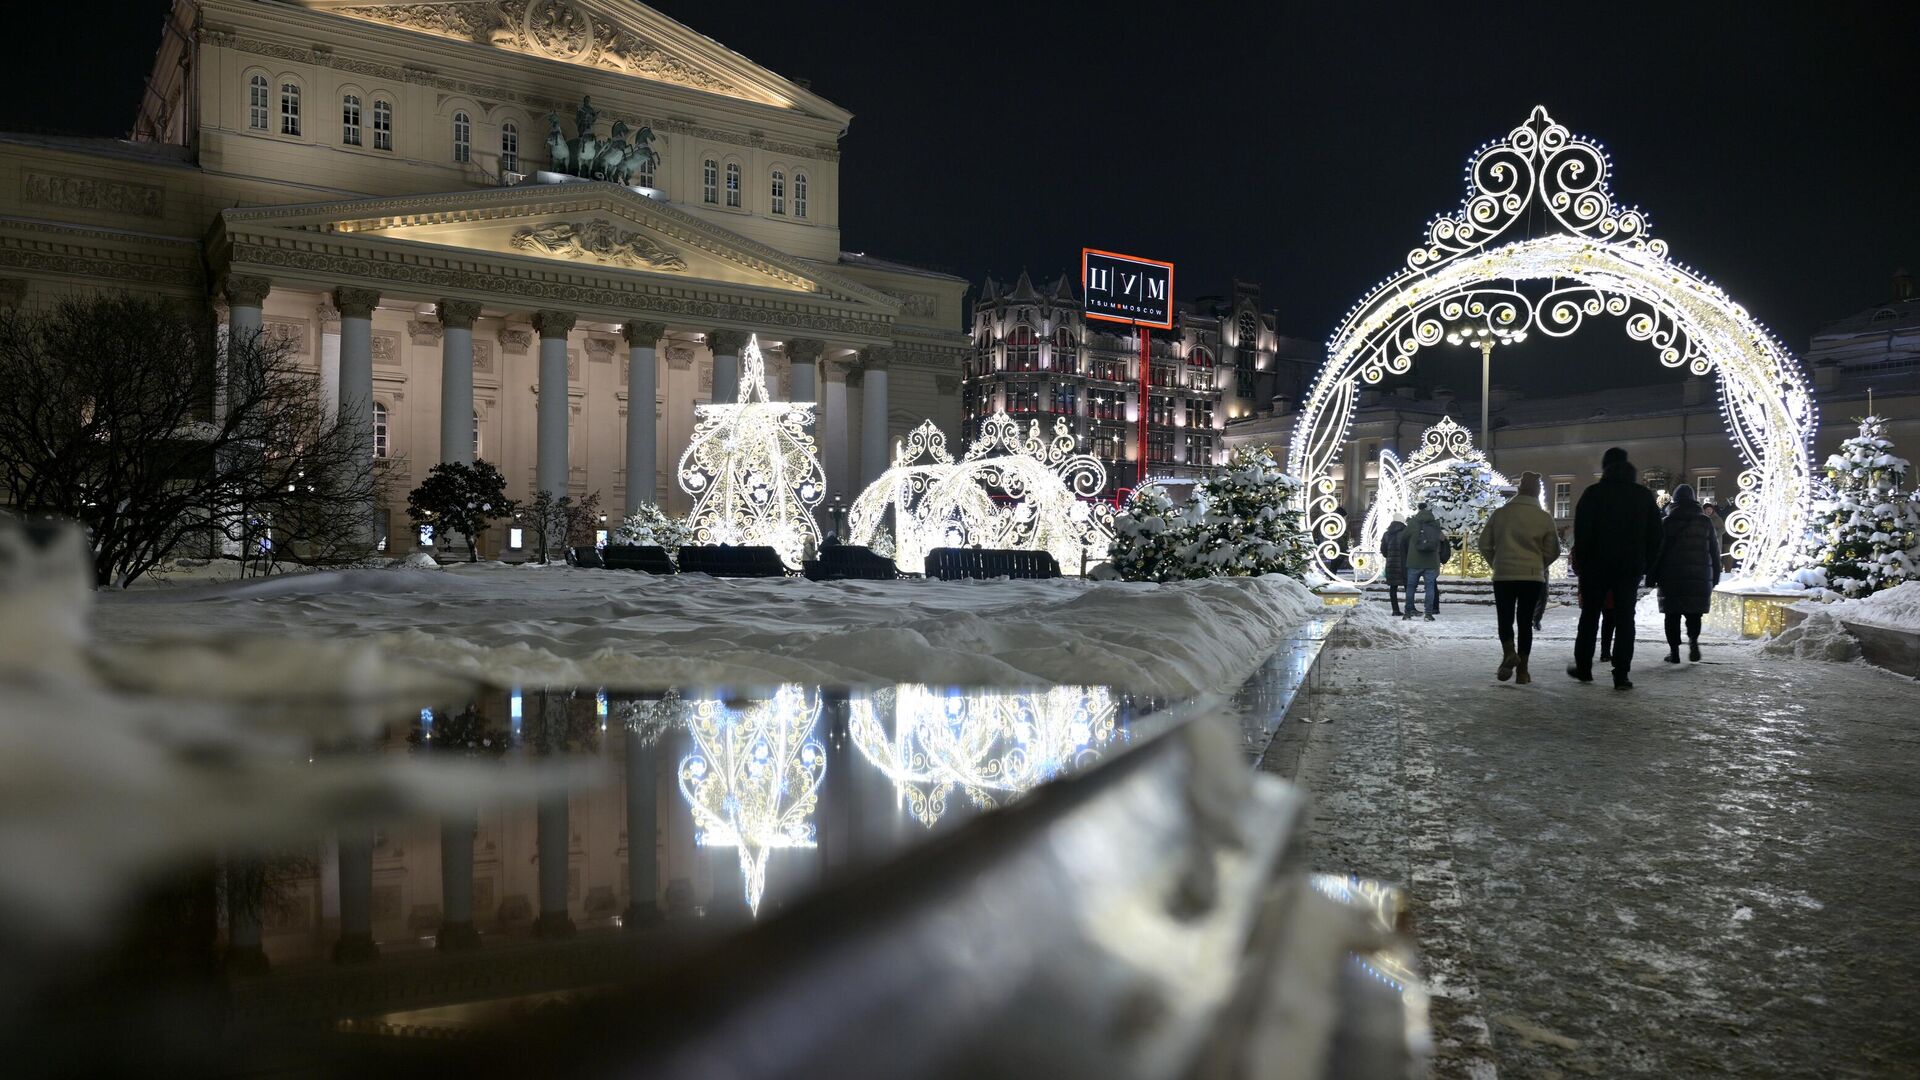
[[500, 121, 518, 174], [1053, 327, 1075, 373], [341, 94, 361, 146], [634, 146, 655, 188], [793, 172, 808, 218], [280, 82, 301, 136], [473, 411, 482, 458], [508, 527, 524, 549], [1695, 474, 1717, 506], [702, 158, 718, 203], [373, 401, 389, 458], [248, 75, 269, 130], [1554, 481, 1572, 519], [418, 524, 435, 547], [725, 162, 741, 208], [1006, 324, 1037, 372], [372, 99, 392, 151], [769, 169, 786, 214], [452, 111, 470, 163]]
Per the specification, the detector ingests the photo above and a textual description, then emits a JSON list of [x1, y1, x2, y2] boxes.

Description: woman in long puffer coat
[[1381, 518, 1409, 616], [1647, 483, 1721, 663]]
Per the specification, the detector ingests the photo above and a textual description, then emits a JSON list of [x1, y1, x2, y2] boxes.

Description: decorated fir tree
[[1111, 448, 1311, 580], [615, 501, 692, 550], [1794, 415, 1920, 597], [1417, 458, 1498, 542], [1108, 484, 1190, 582]]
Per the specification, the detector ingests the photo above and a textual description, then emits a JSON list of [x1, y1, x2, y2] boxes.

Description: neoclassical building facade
[[0, 0, 968, 554]]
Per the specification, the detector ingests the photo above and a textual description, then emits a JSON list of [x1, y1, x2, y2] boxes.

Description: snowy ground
[[1271, 597, 1920, 1077], [93, 562, 1324, 698]]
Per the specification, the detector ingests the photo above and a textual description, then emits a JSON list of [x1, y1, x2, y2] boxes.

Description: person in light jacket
[[1648, 483, 1721, 663], [1476, 471, 1562, 684], [1380, 518, 1409, 616]]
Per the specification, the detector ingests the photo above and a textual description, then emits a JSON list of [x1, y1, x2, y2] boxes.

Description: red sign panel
[[1081, 248, 1175, 329]]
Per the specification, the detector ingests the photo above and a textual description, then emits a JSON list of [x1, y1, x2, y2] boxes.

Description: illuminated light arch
[[1290, 106, 1816, 586], [1353, 415, 1541, 579]]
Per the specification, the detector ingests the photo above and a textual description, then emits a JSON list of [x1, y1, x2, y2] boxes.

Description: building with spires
[[967, 274, 1316, 493]]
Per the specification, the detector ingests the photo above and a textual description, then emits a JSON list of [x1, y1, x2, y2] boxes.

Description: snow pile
[[1756, 610, 1861, 663], [1807, 580, 1920, 632], [96, 565, 1324, 697], [1337, 600, 1418, 649]]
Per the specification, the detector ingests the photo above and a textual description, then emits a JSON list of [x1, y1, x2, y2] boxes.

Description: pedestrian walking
[[1570, 543, 1622, 662], [1648, 483, 1721, 663], [1401, 503, 1448, 621], [1477, 471, 1561, 684], [1567, 447, 1663, 689], [1381, 517, 1409, 616]]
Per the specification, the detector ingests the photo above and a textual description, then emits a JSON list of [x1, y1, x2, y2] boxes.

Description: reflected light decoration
[[1288, 106, 1816, 586], [676, 684, 825, 915], [678, 335, 825, 567], [850, 684, 1120, 827], [1352, 416, 1540, 582], [850, 413, 1115, 574]]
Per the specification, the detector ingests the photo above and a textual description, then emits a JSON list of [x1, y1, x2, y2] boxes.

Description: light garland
[[849, 413, 1115, 574], [1288, 106, 1816, 586], [849, 684, 1120, 827], [675, 684, 825, 915], [677, 335, 825, 567], [1352, 416, 1537, 582]]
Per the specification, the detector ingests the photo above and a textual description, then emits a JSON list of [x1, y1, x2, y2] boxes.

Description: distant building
[[967, 275, 1316, 493]]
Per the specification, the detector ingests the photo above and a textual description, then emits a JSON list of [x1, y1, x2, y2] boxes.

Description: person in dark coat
[[1381, 518, 1409, 616], [1567, 447, 1663, 689], [1648, 483, 1721, 663]]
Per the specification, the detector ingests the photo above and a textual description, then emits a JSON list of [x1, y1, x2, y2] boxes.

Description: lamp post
[[1444, 324, 1526, 467]]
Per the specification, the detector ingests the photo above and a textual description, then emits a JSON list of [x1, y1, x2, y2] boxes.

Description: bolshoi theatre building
[[0, 0, 970, 553]]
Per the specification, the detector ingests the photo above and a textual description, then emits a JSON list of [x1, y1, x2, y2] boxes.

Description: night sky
[[7, 1, 1916, 395]]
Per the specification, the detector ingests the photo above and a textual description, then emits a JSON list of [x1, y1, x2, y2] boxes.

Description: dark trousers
[[1665, 612, 1703, 649], [1532, 572, 1549, 625], [1387, 578, 1403, 615], [1494, 580, 1545, 657], [1575, 575, 1641, 674]]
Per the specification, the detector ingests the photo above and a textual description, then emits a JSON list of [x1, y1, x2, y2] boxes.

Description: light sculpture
[[849, 684, 1120, 827], [675, 684, 825, 915], [1289, 106, 1816, 586], [1352, 416, 1535, 582], [677, 335, 825, 567], [849, 412, 1115, 574]]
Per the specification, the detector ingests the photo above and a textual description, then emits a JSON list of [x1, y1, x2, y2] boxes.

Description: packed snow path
[[1268, 600, 1920, 1078]]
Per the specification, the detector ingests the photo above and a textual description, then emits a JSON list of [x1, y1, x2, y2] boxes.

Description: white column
[[220, 276, 270, 425], [708, 329, 746, 404], [623, 321, 666, 510], [663, 344, 696, 517], [317, 302, 341, 422], [334, 287, 380, 548], [859, 348, 890, 488], [438, 299, 482, 467], [532, 310, 576, 499], [787, 339, 822, 408], [822, 357, 852, 503]]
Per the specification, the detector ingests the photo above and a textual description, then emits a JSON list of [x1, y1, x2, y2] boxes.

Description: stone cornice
[[0, 240, 203, 289]]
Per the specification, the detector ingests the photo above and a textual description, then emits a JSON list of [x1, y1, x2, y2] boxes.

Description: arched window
[[341, 94, 361, 146], [769, 169, 786, 215], [634, 146, 656, 188], [1053, 326, 1075, 373], [702, 158, 718, 204], [372, 99, 392, 151], [279, 81, 301, 136], [372, 402, 389, 459], [248, 75, 269, 130], [1006, 324, 1038, 372], [1235, 311, 1258, 399], [452, 111, 471, 163], [724, 162, 741, 208], [500, 122, 519, 174], [473, 410, 482, 458], [793, 172, 808, 219]]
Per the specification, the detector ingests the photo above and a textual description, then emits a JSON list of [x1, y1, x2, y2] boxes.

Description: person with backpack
[[1400, 502, 1448, 621], [1381, 517, 1409, 616], [1566, 447, 1663, 689], [1648, 483, 1721, 663], [1477, 472, 1561, 683]]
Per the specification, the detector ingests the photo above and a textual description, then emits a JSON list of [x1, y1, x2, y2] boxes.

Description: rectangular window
[[770, 171, 786, 215], [342, 95, 361, 146], [1093, 430, 1123, 460], [1185, 399, 1212, 430], [1695, 473, 1718, 506], [1184, 432, 1212, 464], [372, 100, 392, 151], [793, 173, 808, 218], [1553, 481, 1572, 519], [248, 78, 269, 130], [1052, 384, 1077, 415], [1147, 429, 1173, 464], [508, 527, 524, 549], [280, 83, 301, 136], [725, 162, 741, 208], [1148, 395, 1174, 426], [702, 159, 718, 204]]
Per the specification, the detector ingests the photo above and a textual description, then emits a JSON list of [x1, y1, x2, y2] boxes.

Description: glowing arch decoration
[[849, 685, 1120, 828], [850, 413, 1115, 574], [1353, 416, 1536, 581], [677, 335, 825, 567], [676, 684, 825, 915], [1289, 106, 1816, 585]]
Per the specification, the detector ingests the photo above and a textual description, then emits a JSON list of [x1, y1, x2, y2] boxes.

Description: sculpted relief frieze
[[509, 220, 690, 273], [23, 172, 164, 219]]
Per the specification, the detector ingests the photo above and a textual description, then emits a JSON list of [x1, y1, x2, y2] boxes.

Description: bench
[[601, 544, 677, 575], [678, 544, 792, 578], [567, 545, 606, 569], [924, 547, 1062, 581], [802, 544, 900, 581]]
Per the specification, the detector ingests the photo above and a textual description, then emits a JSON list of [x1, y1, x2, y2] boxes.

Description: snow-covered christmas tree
[[1793, 415, 1920, 597], [614, 501, 691, 549], [1108, 484, 1189, 582], [1109, 447, 1312, 580], [1418, 458, 1498, 541]]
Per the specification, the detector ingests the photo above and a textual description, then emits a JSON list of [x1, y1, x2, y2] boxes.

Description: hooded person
[[1567, 447, 1663, 689], [1380, 517, 1410, 616], [1648, 483, 1721, 663], [1477, 471, 1561, 683], [1400, 503, 1446, 621]]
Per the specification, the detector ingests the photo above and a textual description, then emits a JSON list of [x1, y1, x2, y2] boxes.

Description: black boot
[[1566, 664, 1593, 683], [1689, 641, 1701, 663], [1613, 671, 1634, 690], [1663, 647, 1680, 664]]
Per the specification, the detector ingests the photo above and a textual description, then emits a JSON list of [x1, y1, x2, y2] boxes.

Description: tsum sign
[[1081, 248, 1175, 330]]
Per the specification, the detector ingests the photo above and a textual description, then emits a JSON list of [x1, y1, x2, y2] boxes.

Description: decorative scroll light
[[849, 685, 1120, 827], [1289, 106, 1816, 585], [1352, 416, 1535, 582], [676, 684, 825, 915], [678, 335, 825, 567], [849, 413, 1115, 574]]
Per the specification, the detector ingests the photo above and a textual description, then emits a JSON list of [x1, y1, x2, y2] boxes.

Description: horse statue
[[591, 120, 630, 182]]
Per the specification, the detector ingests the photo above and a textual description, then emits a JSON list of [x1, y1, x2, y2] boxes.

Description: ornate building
[[0, 0, 969, 553], [967, 275, 1314, 493]]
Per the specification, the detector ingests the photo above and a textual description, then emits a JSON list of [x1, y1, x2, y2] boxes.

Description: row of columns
[[217, 276, 897, 528]]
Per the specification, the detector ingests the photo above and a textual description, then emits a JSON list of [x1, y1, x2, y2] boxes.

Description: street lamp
[[1443, 323, 1526, 465]]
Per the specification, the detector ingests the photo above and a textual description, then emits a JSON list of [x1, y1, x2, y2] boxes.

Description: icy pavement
[[1266, 597, 1920, 1078]]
